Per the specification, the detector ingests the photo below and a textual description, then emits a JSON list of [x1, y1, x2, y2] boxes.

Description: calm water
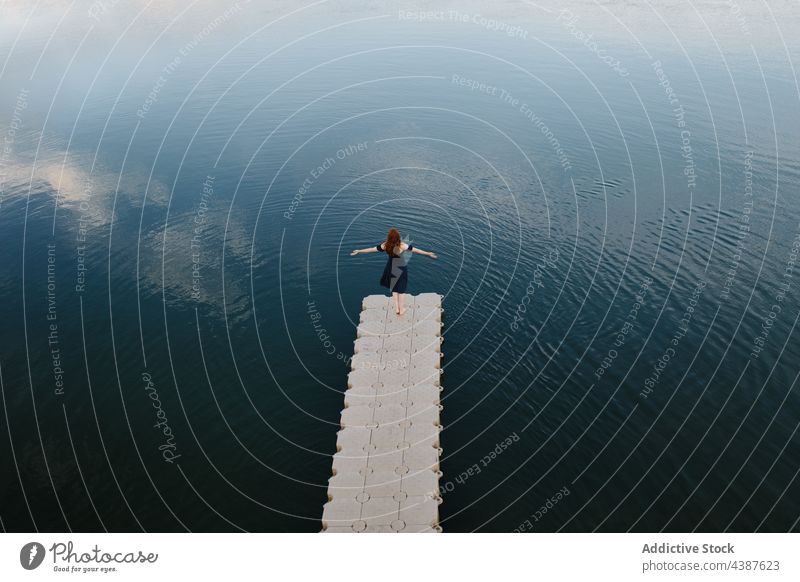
[[1, 0, 799, 532]]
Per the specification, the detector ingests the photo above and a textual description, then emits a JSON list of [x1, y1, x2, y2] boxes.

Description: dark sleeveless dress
[[378, 243, 413, 293]]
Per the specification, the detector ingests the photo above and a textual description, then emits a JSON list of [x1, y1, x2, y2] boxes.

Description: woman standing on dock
[[350, 227, 437, 316]]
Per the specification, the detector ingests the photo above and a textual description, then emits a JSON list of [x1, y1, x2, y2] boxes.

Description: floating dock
[[321, 293, 444, 533]]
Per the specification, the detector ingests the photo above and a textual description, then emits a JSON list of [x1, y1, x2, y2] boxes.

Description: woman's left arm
[[350, 245, 380, 256], [412, 247, 438, 259]]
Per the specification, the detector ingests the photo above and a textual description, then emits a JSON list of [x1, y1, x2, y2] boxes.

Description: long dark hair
[[384, 227, 401, 256]]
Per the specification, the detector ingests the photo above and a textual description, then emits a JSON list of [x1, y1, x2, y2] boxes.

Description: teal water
[[1, 1, 799, 532]]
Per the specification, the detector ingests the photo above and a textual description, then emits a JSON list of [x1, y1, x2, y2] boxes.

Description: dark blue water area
[[1, 2, 799, 532]]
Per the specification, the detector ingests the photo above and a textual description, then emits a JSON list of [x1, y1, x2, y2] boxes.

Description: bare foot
[[398, 308, 406, 316]]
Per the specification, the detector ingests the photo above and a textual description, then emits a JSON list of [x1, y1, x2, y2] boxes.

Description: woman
[[351, 227, 437, 315]]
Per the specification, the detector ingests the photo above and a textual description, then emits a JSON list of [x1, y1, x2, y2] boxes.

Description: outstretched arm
[[412, 247, 438, 259], [350, 245, 381, 256]]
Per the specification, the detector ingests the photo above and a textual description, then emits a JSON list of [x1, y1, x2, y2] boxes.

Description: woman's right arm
[[412, 247, 438, 259]]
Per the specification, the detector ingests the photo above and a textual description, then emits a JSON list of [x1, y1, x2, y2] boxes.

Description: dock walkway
[[321, 293, 444, 533]]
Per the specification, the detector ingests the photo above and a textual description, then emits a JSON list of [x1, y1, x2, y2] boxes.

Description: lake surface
[[1, 0, 799, 532]]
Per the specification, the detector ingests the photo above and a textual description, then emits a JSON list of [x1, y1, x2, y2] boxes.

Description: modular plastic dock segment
[[321, 293, 444, 533]]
